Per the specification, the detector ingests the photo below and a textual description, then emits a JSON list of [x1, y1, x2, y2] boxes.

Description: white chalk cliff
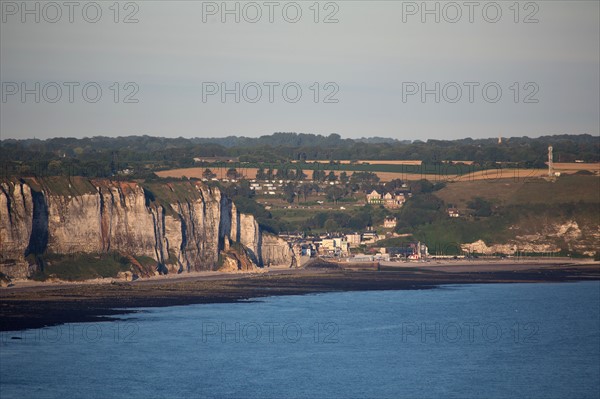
[[0, 178, 295, 279]]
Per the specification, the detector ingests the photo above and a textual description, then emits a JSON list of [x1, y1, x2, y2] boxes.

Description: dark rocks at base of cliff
[[217, 239, 260, 273]]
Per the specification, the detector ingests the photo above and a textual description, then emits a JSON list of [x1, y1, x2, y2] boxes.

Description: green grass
[[406, 201, 599, 256], [134, 255, 159, 273], [436, 175, 600, 209], [142, 180, 204, 216], [31, 252, 132, 281], [24, 176, 97, 196], [135, 255, 157, 266], [142, 180, 202, 203], [376, 237, 415, 247], [412, 217, 513, 255], [511, 176, 600, 205], [428, 175, 600, 255], [271, 207, 356, 227]]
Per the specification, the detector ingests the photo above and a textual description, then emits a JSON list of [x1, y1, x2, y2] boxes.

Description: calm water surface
[[1, 281, 599, 399]]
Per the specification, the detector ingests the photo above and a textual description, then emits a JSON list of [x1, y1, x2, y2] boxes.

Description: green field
[[435, 175, 600, 209], [408, 175, 600, 255], [270, 207, 356, 231]]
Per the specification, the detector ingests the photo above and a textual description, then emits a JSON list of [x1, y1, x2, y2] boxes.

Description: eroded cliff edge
[[0, 177, 296, 279]]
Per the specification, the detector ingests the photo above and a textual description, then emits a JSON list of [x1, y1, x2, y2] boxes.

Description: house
[[366, 190, 383, 204], [293, 243, 315, 257], [373, 253, 390, 261], [367, 190, 406, 209], [320, 238, 349, 256], [383, 217, 397, 228], [383, 193, 405, 209], [193, 156, 240, 163], [361, 231, 378, 244], [278, 231, 304, 241], [448, 208, 460, 218], [387, 241, 429, 260], [348, 254, 375, 262], [345, 233, 362, 247]]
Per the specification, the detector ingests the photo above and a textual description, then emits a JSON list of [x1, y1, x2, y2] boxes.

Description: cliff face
[[0, 178, 295, 279], [0, 182, 34, 278], [462, 220, 600, 257], [262, 233, 297, 267]]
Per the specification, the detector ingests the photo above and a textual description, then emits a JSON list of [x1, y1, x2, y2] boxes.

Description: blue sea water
[[1, 281, 599, 399]]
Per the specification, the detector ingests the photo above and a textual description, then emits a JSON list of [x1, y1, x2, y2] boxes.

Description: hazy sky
[[1, 1, 599, 140]]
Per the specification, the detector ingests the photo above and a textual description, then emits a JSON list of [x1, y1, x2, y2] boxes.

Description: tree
[[296, 168, 307, 180], [411, 179, 434, 194], [283, 182, 297, 203], [348, 208, 373, 230], [467, 197, 492, 217], [349, 171, 380, 192], [396, 194, 445, 231], [299, 183, 314, 202], [327, 171, 337, 182], [339, 171, 349, 184], [385, 179, 404, 191], [312, 169, 326, 182], [203, 168, 216, 180], [256, 167, 266, 180], [47, 160, 63, 175], [325, 186, 346, 204], [324, 218, 339, 232], [223, 180, 255, 199], [226, 168, 238, 180]]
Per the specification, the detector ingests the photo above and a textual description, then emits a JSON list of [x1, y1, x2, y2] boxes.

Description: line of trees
[[2, 133, 597, 179]]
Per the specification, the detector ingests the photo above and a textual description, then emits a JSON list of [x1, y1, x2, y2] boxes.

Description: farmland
[[155, 162, 598, 182], [435, 175, 600, 209]]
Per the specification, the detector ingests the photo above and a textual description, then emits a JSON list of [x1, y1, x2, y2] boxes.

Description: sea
[[1, 281, 599, 399]]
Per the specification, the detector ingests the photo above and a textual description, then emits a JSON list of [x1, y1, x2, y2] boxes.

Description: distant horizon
[[1, 131, 597, 143]]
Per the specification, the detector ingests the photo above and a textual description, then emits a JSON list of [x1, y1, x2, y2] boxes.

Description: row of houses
[[293, 237, 429, 260], [285, 230, 404, 258], [385, 242, 429, 260], [348, 242, 429, 262], [366, 190, 410, 209], [285, 231, 379, 258], [248, 179, 340, 195], [250, 181, 282, 195]]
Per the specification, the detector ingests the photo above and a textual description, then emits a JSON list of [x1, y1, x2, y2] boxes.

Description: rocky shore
[[1, 261, 598, 332]]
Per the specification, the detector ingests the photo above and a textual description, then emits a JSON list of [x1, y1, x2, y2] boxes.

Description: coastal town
[[281, 230, 430, 265], [198, 171, 435, 264], [1, 1, 599, 396]]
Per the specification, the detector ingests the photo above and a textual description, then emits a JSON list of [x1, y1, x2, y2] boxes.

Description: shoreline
[[2, 258, 587, 291], [1, 261, 598, 332]]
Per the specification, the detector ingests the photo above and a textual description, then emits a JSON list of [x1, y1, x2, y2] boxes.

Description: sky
[[1, 0, 599, 141]]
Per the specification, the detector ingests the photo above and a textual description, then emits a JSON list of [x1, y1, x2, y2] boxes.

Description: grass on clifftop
[[23, 176, 98, 196], [141, 180, 205, 216], [436, 175, 600, 210]]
